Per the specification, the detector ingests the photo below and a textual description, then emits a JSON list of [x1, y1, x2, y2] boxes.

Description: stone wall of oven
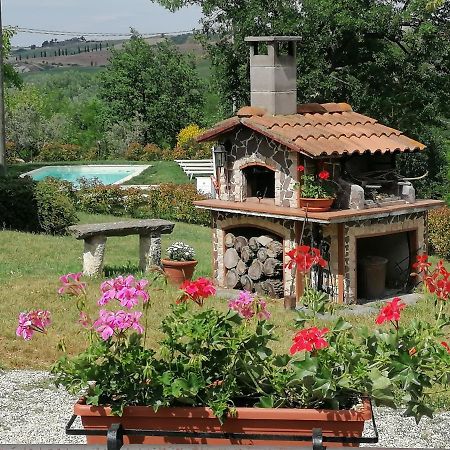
[[218, 129, 298, 207], [322, 212, 427, 304], [211, 211, 297, 297]]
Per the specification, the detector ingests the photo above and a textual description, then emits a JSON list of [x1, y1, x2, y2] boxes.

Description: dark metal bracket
[[312, 428, 324, 450], [107, 423, 124, 450]]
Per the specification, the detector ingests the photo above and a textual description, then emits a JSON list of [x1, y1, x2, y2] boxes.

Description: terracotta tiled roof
[[197, 102, 425, 157]]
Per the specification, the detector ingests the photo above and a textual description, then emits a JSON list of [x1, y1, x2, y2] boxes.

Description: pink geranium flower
[[93, 309, 145, 341], [16, 309, 51, 340], [78, 311, 92, 329], [228, 291, 271, 321], [117, 287, 140, 309], [98, 275, 150, 307], [58, 272, 86, 296]]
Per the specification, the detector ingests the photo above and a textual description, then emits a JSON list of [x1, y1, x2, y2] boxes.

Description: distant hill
[[11, 33, 205, 74]]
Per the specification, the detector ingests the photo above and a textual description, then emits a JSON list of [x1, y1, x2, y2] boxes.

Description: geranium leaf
[[292, 357, 318, 379], [256, 395, 274, 408], [333, 317, 352, 332]]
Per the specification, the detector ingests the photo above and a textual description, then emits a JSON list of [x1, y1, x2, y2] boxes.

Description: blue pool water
[[22, 165, 149, 186]]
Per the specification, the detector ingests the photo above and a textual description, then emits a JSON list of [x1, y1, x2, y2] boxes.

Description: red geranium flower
[[412, 254, 431, 273], [297, 165, 305, 172], [416, 259, 449, 301], [290, 327, 329, 354], [179, 277, 216, 306], [318, 170, 330, 180], [375, 297, 406, 326], [441, 342, 450, 354], [285, 245, 327, 273]]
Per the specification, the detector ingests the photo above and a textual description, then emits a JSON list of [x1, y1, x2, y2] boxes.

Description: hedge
[[76, 182, 210, 226], [0, 176, 78, 234]]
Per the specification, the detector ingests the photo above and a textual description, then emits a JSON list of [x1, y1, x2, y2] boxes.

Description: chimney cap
[[245, 36, 302, 43]]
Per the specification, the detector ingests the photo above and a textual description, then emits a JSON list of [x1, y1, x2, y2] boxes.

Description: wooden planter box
[[74, 398, 372, 447]]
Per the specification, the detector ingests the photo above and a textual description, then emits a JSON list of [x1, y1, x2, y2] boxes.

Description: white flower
[[167, 242, 195, 261]]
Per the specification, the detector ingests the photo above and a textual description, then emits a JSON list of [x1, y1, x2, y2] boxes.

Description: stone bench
[[68, 219, 175, 277]]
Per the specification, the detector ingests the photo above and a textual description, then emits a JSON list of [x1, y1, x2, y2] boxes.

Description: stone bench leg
[[139, 232, 162, 272], [83, 235, 107, 277]]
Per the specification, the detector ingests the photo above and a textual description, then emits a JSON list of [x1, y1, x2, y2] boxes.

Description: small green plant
[[300, 287, 333, 315], [295, 166, 334, 199], [166, 241, 195, 261]]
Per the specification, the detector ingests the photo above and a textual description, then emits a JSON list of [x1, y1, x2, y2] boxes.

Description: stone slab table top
[[68, 219, 175, 240]]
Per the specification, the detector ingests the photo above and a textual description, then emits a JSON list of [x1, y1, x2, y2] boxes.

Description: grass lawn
[[7, 161, 190, 185], [122, 161, 189, 185], [1, 213, 449, 409]]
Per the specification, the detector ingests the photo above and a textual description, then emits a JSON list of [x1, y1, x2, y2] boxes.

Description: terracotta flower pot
[[161, 259, 198, 286], [74, 398, 372, 447], [299, 198, 334, 212]]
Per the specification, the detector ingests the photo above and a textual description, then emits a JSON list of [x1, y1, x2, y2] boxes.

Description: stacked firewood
[[223, 232, 284, 298]]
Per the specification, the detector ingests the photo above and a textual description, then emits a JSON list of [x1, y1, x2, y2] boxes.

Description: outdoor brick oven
[[195, 36, 443, 304]]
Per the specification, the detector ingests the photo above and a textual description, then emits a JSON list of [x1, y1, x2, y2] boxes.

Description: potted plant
[[15, 255, 449, 446], [296, 165, 335, 212], [161, 241, 198, 286]]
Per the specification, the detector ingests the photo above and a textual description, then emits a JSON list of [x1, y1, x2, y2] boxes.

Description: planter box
[[74, 398, 372, 447]]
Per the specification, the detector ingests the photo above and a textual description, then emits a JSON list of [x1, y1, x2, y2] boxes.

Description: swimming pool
[[21, 165, 150, 186]]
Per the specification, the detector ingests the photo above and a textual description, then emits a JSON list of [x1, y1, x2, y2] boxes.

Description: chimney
[[245, 36, 301, 116]]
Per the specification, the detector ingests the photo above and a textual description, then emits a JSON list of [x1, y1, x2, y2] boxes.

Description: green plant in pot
[[15, 254, 450, 446], [296, 165, 335, 212], [161, 241, 197, 286]]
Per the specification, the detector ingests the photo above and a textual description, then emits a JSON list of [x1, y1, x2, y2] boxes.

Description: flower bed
[[16, 253, 450, 427]]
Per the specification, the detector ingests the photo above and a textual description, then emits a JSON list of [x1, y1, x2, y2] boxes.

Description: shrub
[[5, 141, 23, 164], [34, 178, 78, 234], [141, 143, 162, 161], [36, 143, 82, 162], [76, 182, 210, 226], [124, 142, 144, 161], [0, 176, 77, 234], [149, 183, 210, 225], [176, 124, 212, 159], [124, 142, 163, 161], [76, 179, 125, 215], [428, 207, 450, 259], [0, 176, 40, 232]]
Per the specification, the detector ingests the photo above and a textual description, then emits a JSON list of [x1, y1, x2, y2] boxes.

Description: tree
[[3, 27, 21, 88], [99, 36, 205, 148], [157, 0, 450, 198]]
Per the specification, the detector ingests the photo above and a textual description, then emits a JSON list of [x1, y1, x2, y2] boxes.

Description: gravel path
[[0, 370, 449, 447]]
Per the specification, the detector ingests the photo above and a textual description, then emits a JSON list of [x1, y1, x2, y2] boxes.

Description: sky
[[3, 0, 203, 47]]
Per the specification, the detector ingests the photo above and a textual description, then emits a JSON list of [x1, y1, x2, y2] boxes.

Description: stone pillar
[[139, 232, 161, 272], [83, 235, 107, 277]]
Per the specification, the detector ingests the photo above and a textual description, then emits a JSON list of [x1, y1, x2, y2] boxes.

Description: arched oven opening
[[242, 165, 275, 202]]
